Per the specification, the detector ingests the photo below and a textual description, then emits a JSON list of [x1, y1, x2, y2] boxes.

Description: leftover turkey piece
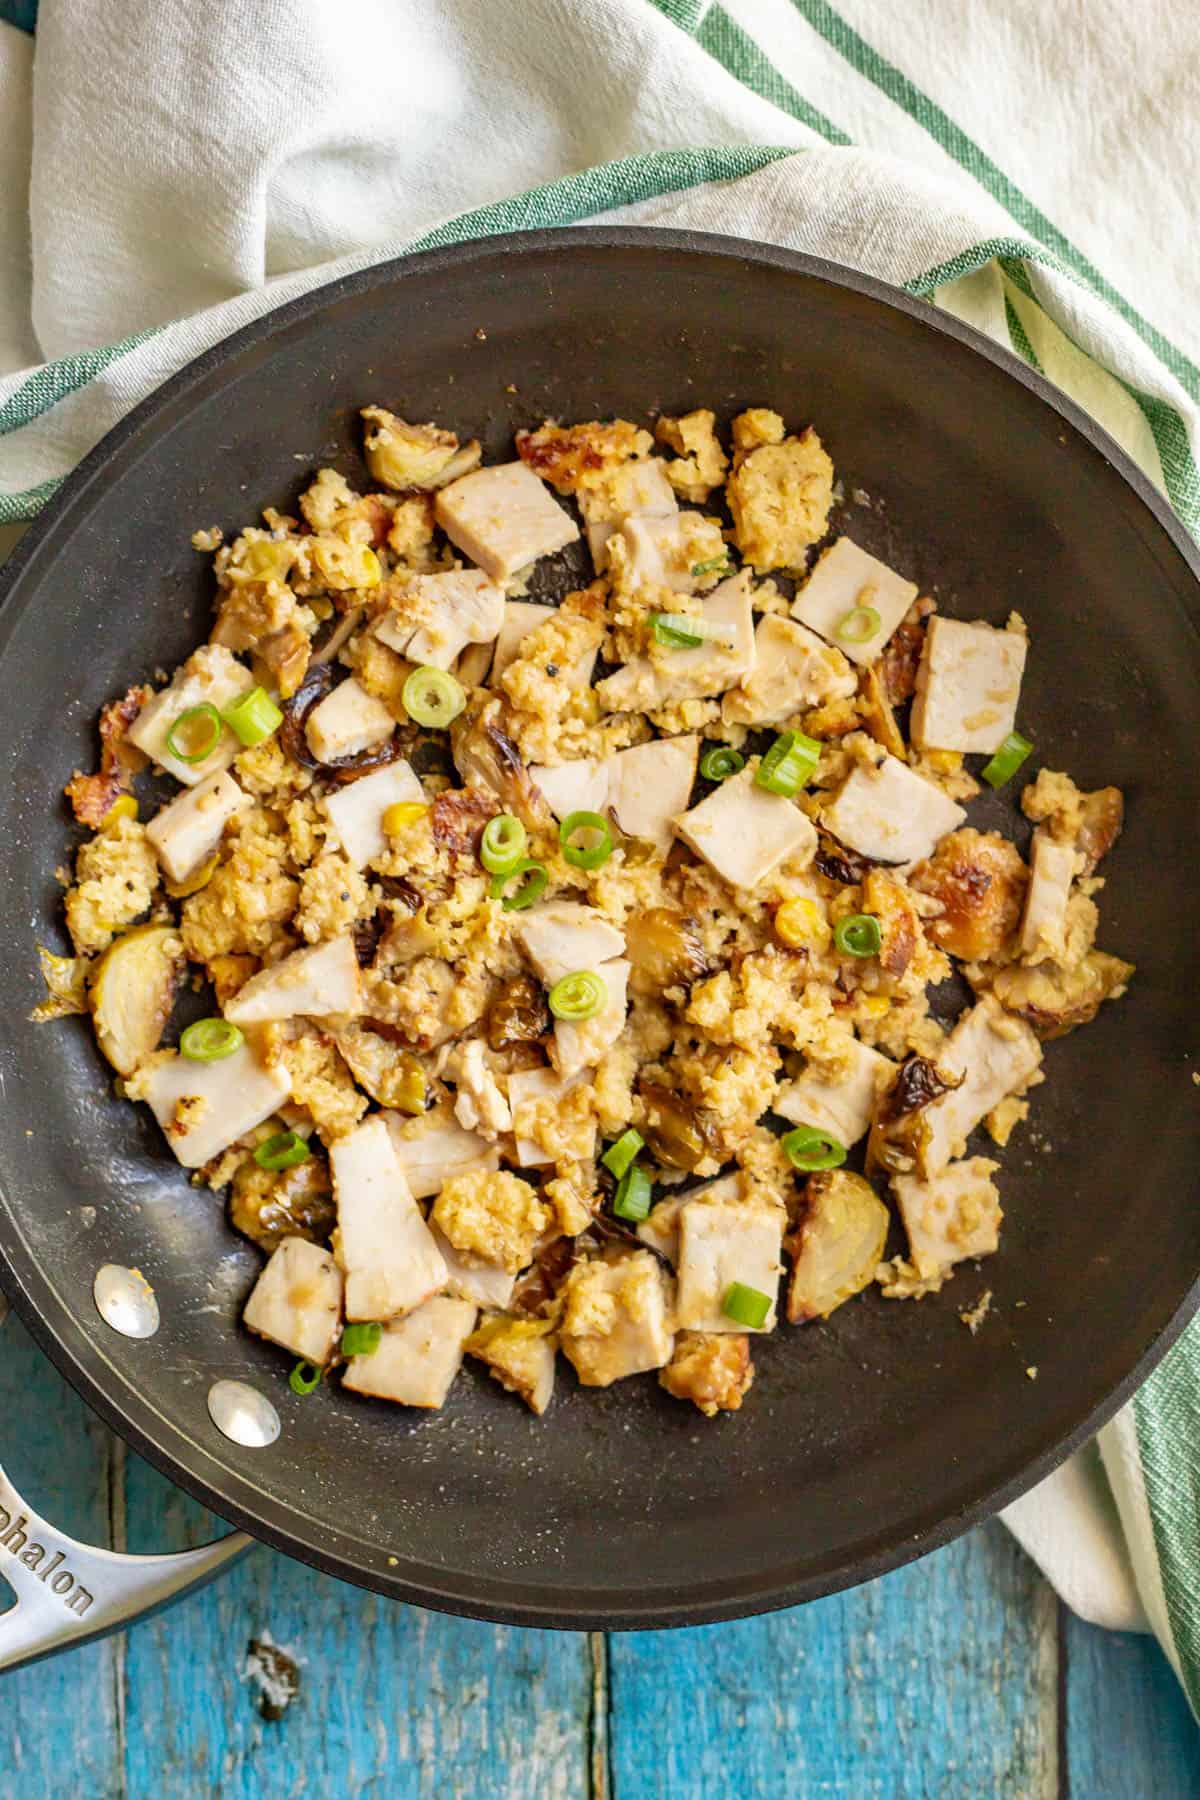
[[43, 401, 1132, 1425], [910, 616, 1027, 754], [435, 462, 579, 580], [243, 1236, 343, 1365], [791, 538, 917, 667], [342, 1295, 477, 1408]]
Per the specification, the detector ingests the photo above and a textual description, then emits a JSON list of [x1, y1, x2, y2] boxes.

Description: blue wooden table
[[1, 1311, 1196, 1798]]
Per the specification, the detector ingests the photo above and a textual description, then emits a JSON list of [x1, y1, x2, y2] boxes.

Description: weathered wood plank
[[606, 1520, 1058, 1799], [119, 1456, 594, 1800], [1065, 1609, 1200, 1797], [0, 1316, 122, 1796]]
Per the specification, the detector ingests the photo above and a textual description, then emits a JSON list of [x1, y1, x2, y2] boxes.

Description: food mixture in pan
[[38, 405, 1133, 1420]]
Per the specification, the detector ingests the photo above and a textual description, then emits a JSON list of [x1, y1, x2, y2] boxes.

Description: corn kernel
[[383, 801, 430, 836], [101, 794, 138, 829], [923, 748, 962, 774], [775, 896, 829, 950], [861, 995, 890, 1019]]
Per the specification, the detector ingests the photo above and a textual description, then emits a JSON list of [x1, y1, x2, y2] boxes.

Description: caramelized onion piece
[[279, 663, 404, 782]]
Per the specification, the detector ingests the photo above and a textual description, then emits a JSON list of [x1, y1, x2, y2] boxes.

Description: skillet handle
[[0, 1457, 251, 1673]]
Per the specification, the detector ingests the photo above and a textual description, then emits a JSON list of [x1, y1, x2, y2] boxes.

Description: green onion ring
[[721, 1282, 772, 1328], [601, 1128, 645, 1180], [781, 1124, 847, 1172], [254, 1130, 310, 1172], [222, 685, 284, 748], [650, 612, 705, 649], [340, 1321, 384, 1359], [179, 1018, 244, 1062], [980, 731, 1034, 789], [700, 745, 745, 782], [289, 1360, 322, 1396], [755, 730, 821, 797], [479, 813, 528, 875], [165, 702, 223, 765], [490, 859, 549, 912], [833, 913, 882, 958], [547, 970, 607, 1022], [402, 665, 466, 728], [612, 1164, 653, 1222], [559, 810, 614, 870], [835, 604, 882, 645]]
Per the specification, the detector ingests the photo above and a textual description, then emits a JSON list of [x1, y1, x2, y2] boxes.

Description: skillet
[[0, 227, 1198, 1633]]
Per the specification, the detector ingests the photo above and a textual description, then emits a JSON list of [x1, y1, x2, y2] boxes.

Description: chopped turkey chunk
[[660, 1330, 753, 1416], [791, 538, 918, 667], [431, 1228, 517, 1310], [513, 902, 626, 986], [636, 1194, 688, 1265], [606, 735, 698, 851], [559, 1251, 675, 1386], [330, 1116, 447, 1321], [530, 757, 610, 821], [128, 646, 254, 786], [911, 616, 1027, 754], [822, 753, 966, 866], [375, 569, 505, 671], [774, 1038, 895, 1147], [676, 763, 817, 890], [723, 615, 856, 725], [491, 600, 555, 683], [322, 759, 424, 869], [921, 997, 1042, 1175], [342, 1295, 477, 1407], [435, 462, 579, 581], [466, 1313, 557, 1414], [134, 1037, 292, 1169], [580, 457, 678, 565], [892, 1157, 1002, 1282], [508, 1066, 595, 1167], [383, 1112, 498, 1198], [597, 570, 756, 713], [305, 677, 394, 763], [224, 934, 361, 1025], [675, 1191, 784, 1333], [450, 1038, 512, 1139], [146, 771, 250, 883], [613, 512, 708, 594], [554, 957, 630, 1079], [243, 1236, 343, 1365], [1019, 829, 1078, 961]]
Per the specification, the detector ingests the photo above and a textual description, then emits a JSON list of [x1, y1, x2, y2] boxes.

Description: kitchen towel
[[0, 0, 1197, 1711]]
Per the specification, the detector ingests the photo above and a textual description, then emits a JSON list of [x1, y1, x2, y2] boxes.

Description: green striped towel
[[1, 0, 1198, 1704]]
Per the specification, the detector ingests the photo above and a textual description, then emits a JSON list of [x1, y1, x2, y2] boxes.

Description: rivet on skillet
[[93, 1263, 160, 1339], [207, 1379, 281, 1449]]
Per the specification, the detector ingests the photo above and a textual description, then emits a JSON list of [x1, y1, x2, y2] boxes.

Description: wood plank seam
[[107, 1433, 130, 1800], [589, 1631, 611, 1800]]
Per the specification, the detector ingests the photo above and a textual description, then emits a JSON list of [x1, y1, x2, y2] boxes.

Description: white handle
[[0, 1457, 250, 1673]]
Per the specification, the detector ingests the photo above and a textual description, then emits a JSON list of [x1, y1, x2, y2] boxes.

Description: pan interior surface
[[0, 232, 1198, 1628]]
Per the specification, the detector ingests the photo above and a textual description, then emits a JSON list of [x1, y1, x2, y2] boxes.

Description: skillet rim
[[1, 225, 1198, 1630]]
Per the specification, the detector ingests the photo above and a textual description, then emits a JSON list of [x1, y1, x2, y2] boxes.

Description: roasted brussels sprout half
[[625, 907, 709, 997], [90, 925, 185, 1076], [786, 1169, 890, 1322], [230, 1155, 336, 1252], [637, 1080, 721, 1172]]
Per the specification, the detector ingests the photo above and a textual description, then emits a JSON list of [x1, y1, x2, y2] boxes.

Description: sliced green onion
[[340, 1321, 383, 1359], [289, 1360, 322, 1396], [613, 1164, 652, 1222], [559, 810, 614, 871], [548, 970, 607, 1022], [691, 556, 733, 579], [179, 1017, 243, 1062], [602, 1128, 644, 1179], [254, 1130, 310, 1172], [165, 702, 223, 765], [835, 604, 882, 645], [222, 685, 283, 748], [700, 745, 745, 782], [980, 731, 1034, 789], [781, 1125, 847, 1172], [833, 913, 882, 958], [650, 612, 705, 649], [721, 1282, 772, 1329], [480, 813, 527, 875], [402, 665, 465, 728], [755, 730, 821, 797], [490, 859, 549, 911]]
